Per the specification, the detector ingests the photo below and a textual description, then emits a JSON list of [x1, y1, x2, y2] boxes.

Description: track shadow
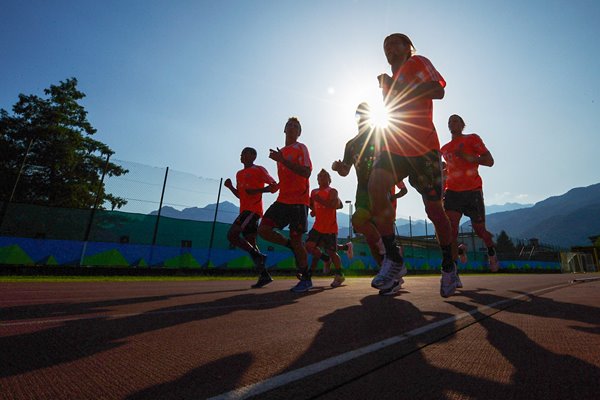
[[0, 286, 323, 378]]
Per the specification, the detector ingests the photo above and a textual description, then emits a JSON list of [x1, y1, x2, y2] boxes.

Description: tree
[[496, 230, 516, 253], [0, 78, 127, 210]]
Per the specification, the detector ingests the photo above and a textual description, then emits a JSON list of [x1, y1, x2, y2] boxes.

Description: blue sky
[[2, 0, 599, 220]]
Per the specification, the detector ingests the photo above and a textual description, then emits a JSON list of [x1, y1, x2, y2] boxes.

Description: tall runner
[[368, 33, 457, 297]]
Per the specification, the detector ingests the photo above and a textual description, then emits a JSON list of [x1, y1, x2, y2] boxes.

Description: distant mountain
[[149, 184, 600, 248], [484, 183, 600, 248], [486, 202, 533, 214]]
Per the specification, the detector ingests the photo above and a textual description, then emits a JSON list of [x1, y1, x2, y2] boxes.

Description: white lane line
[[207, 284, 568, 400]]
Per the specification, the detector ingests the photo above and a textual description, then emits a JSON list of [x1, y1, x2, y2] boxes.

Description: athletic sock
[[382, 235, 402, 263], [441, 244, 455, 272]]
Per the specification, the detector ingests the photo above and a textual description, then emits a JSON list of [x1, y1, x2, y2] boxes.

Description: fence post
[[79, 153, 111, 266], [149, 166, 169, 266], [205, 178, 223, 268], [0, 137, 34, 229]]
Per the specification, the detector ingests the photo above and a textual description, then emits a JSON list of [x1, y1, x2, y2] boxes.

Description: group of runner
[[225, 33, 498, 297]]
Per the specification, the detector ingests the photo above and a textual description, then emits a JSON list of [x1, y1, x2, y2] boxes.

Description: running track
[[1, 273, 599, 399]]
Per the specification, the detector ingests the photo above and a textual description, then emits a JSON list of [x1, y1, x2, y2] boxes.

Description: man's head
[[355, 102, 371, 128], [284, 117, 302, 145], [448, 114, 466, 135], [383, 33, 415, 66], [317, 168, 331, 188], [240, 147, 257, 166]]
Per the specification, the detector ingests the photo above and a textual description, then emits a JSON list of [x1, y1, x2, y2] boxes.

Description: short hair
[[449, 114, 466, 128], [384, 33, 416, 56], [242, 147, 257, 157], [287, 117, 302, 133], [355, 102, 370, 117], [317, 168, 331, 182]]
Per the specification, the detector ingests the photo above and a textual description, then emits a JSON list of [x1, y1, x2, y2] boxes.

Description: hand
[[310, 210, 315, 217], [269, 148, 284, 163], [377, 73, 392, 88], [224, 178, 233, 188], [267, 183, 279, 193], [331, 160, 341, 171]]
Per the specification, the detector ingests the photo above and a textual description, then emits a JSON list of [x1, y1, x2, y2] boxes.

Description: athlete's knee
[[352, 208, 372, 228]]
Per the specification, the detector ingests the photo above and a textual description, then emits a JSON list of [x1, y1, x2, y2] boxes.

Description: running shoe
[[290, 278, 313, 293], [458, 243, 468, 264], [379, 277, 404, 296], [440, 263, 458, 298], [346, 242, 354, 259], [251, 272, 273, 288], [489, 254, 500, 272], [371, 257, 406, 290], [455, 272, 463, 289], [330, 274, 345, 288]]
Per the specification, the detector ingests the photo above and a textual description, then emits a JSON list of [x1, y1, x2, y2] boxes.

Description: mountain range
[[150, 182, 600, 248]]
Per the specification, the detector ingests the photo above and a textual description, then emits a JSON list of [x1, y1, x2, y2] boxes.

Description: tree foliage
[[496, 230, 516, 253], [0, 78, 127, 210]]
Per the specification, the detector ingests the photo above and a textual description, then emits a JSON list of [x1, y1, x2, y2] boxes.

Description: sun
[[368, 100, 390, 128]]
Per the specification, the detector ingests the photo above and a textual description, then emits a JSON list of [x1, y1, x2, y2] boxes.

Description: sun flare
[[368, 101, 390, 128]]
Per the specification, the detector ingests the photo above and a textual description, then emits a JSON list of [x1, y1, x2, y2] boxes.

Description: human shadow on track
[[269, 294, 508, 400], [446, 299, 600, 399], [0, 290, 248, 321], [0, 286, 323, 378], [126, 352, 255, 400], [456, 286, 600, 328]]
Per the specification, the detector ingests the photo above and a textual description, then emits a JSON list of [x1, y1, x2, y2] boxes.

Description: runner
[[224, 147, 278, 288], [306, 169, 345, 288], [368, 33, 457, 297], [441, 114, 499, 276], [258, 117, 313, 293]]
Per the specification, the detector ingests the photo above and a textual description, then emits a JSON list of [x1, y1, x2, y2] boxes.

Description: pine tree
[[0, 78, 127, 209]]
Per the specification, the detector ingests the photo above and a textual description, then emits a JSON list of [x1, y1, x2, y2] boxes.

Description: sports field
[[1, 273, 599, 399]]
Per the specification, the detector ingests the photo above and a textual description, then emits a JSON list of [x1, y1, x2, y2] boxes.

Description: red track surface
[[1, 274, 599, 399]]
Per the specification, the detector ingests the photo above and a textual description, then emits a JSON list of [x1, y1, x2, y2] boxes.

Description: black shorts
[[262, 202, 309, 233], [232, 210, 260, 236], [306, 229, 337, 251], [444, 189, 486, 224], [373, 150, 443, 201]]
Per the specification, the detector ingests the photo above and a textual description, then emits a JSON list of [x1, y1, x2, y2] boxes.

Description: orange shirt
[[441, 134, 489, 191], [236, 165, 277, 216], [276, 142, 312, 205], [382, 55, 446, 157], [311, 187, 338, 234]]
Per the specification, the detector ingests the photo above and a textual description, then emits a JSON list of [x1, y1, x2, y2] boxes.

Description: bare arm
[[269, 148, 311, 178], [313, 188, 340, 209], [379, 75, 445, 100], [223, 178, 239, 198], [332, 160, 351, 177]]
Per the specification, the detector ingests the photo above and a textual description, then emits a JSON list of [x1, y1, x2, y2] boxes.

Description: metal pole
[[149, 166, 169, 266], [206, 178, 223, 267], [79, 153, 111, 266], [425, 217, 430, 262], [0, 137, 34, 229], [409, 216, 413, 258], [345, 200, 352, 240]]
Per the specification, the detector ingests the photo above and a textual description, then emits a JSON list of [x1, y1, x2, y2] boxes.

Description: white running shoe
[[458, 243, 468, 264], [330, 274, 345, 288], [440, 264, 458, 298], [379, 277, 404, 296], [455, 272, 463, 289], [371, 257, 406, 290], [346, 242, 354, 259], [489, 254, 500, 272]]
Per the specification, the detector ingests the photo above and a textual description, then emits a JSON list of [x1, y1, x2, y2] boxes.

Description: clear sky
[[2, 0, 599, 220]]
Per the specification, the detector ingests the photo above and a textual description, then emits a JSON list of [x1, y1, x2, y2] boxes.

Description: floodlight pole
[[149, 166, 169, 266], [205, 178, 223, 268]]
